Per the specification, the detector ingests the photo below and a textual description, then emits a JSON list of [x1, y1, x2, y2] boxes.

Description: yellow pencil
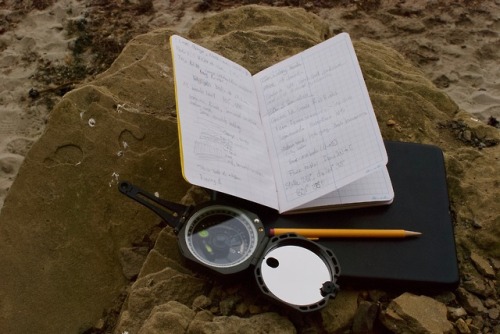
[[269, 228, 421, 239]]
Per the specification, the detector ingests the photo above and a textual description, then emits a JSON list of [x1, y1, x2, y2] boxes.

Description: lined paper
[[171, 36, 278, 209], [254, 33, 387, 212], [171, 34, 391, 213], [292, 167, 394, 212]]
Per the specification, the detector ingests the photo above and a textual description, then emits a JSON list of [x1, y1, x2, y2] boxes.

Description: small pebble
[[488, 308, 499, 320], [456, 318, 471, 334], [28, 88, 40, 99]]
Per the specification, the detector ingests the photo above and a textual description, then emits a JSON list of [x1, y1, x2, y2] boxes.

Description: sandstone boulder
[[0, 28, 191, 334]]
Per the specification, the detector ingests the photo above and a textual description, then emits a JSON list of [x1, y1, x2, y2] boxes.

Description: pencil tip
[[406, 231, 422, 237]]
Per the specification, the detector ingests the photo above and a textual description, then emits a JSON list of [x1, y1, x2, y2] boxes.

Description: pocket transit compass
[[119, 181, 340, 312]]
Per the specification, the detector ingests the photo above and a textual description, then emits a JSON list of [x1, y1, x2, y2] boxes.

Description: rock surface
[[0, 27, 192, 333], [0, 4, 498, 334], [380, 293, 454, 333]]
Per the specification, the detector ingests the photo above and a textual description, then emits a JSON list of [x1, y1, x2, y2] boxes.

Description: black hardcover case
[[216, 142, 459, 291]]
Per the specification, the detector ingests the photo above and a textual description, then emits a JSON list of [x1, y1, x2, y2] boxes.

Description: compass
[[119, 181, 340, 311], [179, 204, 266, 274]]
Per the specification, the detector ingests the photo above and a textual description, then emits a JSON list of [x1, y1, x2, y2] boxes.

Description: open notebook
[[171, 33, 393, 213]]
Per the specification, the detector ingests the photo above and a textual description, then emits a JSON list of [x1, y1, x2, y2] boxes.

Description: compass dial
[[184, 205, 258, 269]]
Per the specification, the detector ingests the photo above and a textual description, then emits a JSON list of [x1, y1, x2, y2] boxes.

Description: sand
[[0, 0, 499, 210]]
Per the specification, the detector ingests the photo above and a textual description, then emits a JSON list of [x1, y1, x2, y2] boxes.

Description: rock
[[187, 312, 296, 333], [186, 5, 329, 75], [433, 74, 452, 88], [119, 246, 150, 280], [463, 129, 473, 141], [485, 298, 497, 308], [192, 295, 212, 311], [114, 267, 206, 334], [380, 293, 454, 333], [94, 318, 106, 331], [234, 302, 249, 316], [219, 295, 242, 316], [488, 307, 499, 320], [248, 304, 263, 315], [491, 258, 500, 272], [138, 249, 174, 278], [434, 291, 457, 305], [193, 310, 214, 322], [470, 252, 496, 278], [368, 290, 389, 303], [320, 290, 359, 333], [138, 246, 192, 278], [352, 301, 379, 333], [0, 19, 193, 334], [0, 156, 19, 175], [470, 315, 484, 331], [448, 306, 468, 320], [456, 318, 471, 333], [0, 85, 189, 333], [456, 288, 487, 314], [462, 271, 493, 298], [142, 228, 186, 274], [137, 301, 195, 334]]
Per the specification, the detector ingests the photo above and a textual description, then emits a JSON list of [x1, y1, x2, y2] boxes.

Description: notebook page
[[170, 36, 278, 209], [253, 33, 387, 213], [291, 166, 394, 211]]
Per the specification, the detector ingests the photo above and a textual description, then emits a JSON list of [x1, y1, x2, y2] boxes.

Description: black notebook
[[216, 142, 459, 291]]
